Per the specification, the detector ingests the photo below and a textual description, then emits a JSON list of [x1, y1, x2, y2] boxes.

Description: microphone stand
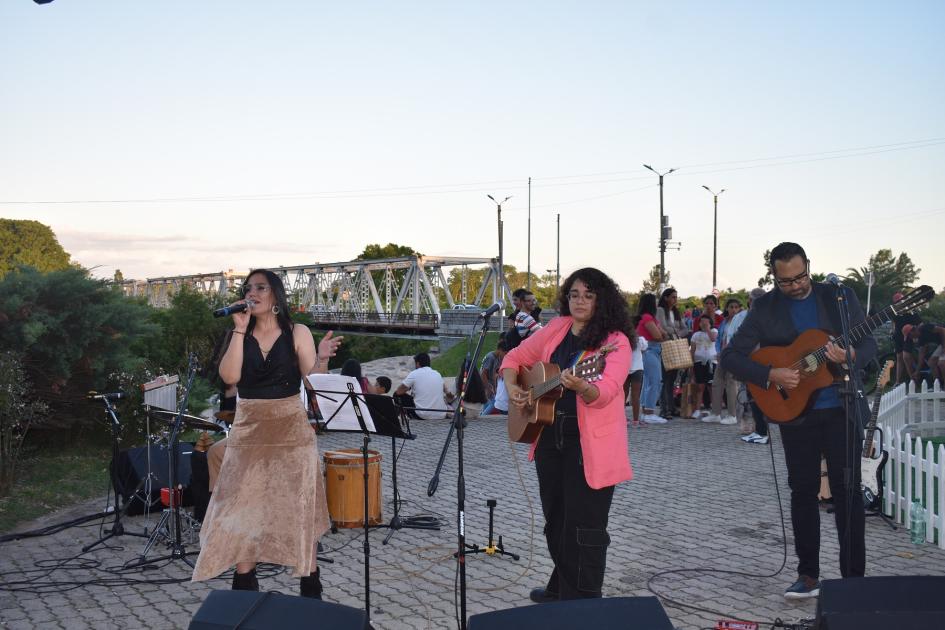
[[834, 282, 867, 576], [427, 311, 494, 630]]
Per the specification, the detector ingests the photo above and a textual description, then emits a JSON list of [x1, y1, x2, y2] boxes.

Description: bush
[[0, 352, 48, 495]]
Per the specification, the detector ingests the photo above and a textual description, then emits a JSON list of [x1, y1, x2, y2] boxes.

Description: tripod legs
[[458, 499, 520, 561]]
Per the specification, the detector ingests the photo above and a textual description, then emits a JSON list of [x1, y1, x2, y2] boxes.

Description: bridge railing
[[307, 311, 439, 330]]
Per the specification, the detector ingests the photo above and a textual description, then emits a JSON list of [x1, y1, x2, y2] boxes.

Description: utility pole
[[702, 186, 726, 290], [487, 194, 512, 306], [643, 165, 676, 289], [527, 177, 532, 290]]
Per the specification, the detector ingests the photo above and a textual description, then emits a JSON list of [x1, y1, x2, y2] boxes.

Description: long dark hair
[[635, 292, 657, 326], [244, 269, 295, 341], [557, 267, 637, 350], [658, 287, 681, 322]]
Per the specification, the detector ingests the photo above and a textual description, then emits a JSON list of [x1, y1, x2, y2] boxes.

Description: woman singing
[[192, 269, 342, 598], [501, 268, 634, 602]]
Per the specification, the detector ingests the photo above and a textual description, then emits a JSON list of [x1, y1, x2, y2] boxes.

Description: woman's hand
[[231, 301, 251, 332], [561, 368, 599, 402], [317, 331, 344, 360], [507, 382, 531, 410]]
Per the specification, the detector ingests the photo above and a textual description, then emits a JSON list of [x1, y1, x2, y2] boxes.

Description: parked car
[[451, 304, 481, 310]]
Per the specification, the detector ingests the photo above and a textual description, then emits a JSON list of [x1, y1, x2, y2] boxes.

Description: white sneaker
[[747, 434, 770, 444], [642, 414, 667, 424], [740, 432, 760, 442], [719, 415, 737, 425], [701, 414, 721, 423]]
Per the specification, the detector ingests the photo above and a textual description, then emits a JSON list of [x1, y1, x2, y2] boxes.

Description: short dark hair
[[414, 352, 431, 367], [699, 313, 714, 325], [375, 376, 392, 393], [770, 242, 808, 267], [725, 298, 742, 309], [496, 339, 509, 352], [703, 295, 718, 305], [512, 288, 530, 299]]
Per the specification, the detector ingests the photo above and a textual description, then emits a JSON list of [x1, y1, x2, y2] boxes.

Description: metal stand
[[458, 499, 519, 561], [383, 430, 440, 545], [83, 396, 148, 552]]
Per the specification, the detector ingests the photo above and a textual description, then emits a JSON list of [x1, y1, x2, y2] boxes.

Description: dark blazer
[[720, 282, 877, 426]]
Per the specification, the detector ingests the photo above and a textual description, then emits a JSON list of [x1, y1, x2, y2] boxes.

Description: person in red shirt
[[692, 295, 723, 332]]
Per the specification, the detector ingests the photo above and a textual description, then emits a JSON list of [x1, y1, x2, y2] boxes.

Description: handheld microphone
[[213, 300, 253, 318], [825, 273, 843, 286], [88, 391, 126, 401], [478, 301, 504, 318]]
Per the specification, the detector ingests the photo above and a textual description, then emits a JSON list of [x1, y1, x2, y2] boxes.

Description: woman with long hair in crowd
[[502, 267, 635, 602], [635, 292, 666, 424], [656, 287, 689, 419], [192, 269, 342, 598]]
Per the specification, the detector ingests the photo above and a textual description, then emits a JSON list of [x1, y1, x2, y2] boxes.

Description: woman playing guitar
[[502, 267, 635, 603]]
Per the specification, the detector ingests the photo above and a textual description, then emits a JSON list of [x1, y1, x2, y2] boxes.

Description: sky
[[2, 1, 944, 298]]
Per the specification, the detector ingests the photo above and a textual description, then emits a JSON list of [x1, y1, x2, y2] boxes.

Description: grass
[[432, 332, 501, 377], [0, 438, 111, 534]]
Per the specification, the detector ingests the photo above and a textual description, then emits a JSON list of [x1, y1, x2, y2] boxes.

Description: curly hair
[[557, 267, 637, 350]]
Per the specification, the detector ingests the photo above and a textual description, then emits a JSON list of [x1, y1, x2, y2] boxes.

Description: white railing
[[876, 379, 945, 548]]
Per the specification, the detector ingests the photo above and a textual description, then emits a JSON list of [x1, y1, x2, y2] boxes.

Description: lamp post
[[487, 194, 512, 305], [701, 186, 726, 290], [643, 164, 676, 289]]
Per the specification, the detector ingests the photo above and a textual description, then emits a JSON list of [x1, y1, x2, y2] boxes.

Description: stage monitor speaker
[[815, 576, 945, 630], [188, 590, 366, 630], [467, 596, 673, 630], [111, 443, 194, 515]]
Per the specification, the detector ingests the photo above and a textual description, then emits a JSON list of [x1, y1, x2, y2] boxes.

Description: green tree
[[0, 266, 157, 431], [757, 249, 773, 288], [0, 219, 71, 278], [642, 265, 669, 293], [0, 352, 48, 494], [845, 249, 921, 312], [355, 243, 420, 260]]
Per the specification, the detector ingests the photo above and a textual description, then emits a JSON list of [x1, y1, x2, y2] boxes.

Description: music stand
[[307, 375, 417, 629]]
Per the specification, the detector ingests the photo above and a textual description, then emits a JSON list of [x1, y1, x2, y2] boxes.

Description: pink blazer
[[500, 316, 633, 489]]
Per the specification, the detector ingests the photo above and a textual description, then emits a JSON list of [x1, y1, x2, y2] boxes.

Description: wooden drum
[[323, 448, 383, 528]]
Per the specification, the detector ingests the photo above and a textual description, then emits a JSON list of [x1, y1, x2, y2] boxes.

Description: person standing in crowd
[[480, 339, 508, 415], [889, 292, 921, 384], [493, 289, 544, 414], [394, 352, 454, 419], [626, 333, 647, 427], [705, 298, 742, 425], [193, 269, 342, 598], [731, 288, 770, 444], [636, 293, 666, 424], [721, 242, 876, 599], [688, 314, 717, 419], [692, 295, 723, 332], [904, 322, 945, 385], [656, 288, 689, 420], [502, 268, 634, 602]]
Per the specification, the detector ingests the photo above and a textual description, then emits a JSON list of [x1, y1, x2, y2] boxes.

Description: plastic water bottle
[[910, 500, 927, 545]]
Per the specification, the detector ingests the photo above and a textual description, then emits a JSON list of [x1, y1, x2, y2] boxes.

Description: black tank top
[[238, 329, 301, 399]]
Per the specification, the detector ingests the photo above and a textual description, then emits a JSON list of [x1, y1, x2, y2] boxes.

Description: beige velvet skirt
[[192, 395, 330, 580]]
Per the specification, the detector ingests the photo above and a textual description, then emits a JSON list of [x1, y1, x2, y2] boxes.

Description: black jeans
[[660, 368, 679, 417], [750, 400, 768, 437], [779, 407, 865, 579], [534, 418, 615, 599]]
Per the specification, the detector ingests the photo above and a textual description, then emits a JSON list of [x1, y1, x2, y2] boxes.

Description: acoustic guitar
[[861, 360, 894, 509], [748, 285, 933, 422], [507, 346, 612, 443]]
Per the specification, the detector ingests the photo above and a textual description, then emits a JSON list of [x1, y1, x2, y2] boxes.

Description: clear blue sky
[[2, 1, 943, 296]]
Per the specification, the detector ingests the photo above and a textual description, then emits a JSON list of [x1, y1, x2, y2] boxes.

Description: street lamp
[[487, 194, 512, 306], [643, 164, 676, 289], [701, 185, 726, 290]]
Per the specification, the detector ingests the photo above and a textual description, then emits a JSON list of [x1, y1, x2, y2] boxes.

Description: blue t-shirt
[[788, 293, 840, 410]]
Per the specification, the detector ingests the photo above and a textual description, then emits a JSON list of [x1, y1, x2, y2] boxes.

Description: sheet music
[[306, 374, 377, 433]]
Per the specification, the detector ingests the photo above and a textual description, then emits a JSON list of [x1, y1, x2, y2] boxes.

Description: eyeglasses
[[241, 283, 271, 295], [568, 291, 596, 303], [775, 270, 810, 287]]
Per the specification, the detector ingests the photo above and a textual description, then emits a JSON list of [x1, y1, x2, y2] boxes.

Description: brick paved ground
[[2, 410, 943, 629]]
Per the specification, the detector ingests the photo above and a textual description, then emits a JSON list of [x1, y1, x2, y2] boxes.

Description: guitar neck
[[862, 394, 882, 455], [812, 301, 895, 368], [533, 374, 563, 398]]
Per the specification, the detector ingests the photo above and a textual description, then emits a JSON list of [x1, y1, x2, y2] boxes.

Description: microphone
[[478, 301, 504, 318], [213, 300, 253, 318], [88, 391, 126, 401], [825, 273, 844, 286]]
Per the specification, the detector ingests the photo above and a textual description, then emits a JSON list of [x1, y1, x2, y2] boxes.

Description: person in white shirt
[[688, 314, 718, 419], [394, 352, 453, 420]]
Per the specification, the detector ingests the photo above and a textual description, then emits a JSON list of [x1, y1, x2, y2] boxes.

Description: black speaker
[[188, 590, 366, 629], [467, 596, 673, 630], [111, 443, 194, 515], [815, 576, 945, 629]]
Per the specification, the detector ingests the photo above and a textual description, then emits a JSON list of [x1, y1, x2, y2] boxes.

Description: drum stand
[[83, 396, 148, 552]]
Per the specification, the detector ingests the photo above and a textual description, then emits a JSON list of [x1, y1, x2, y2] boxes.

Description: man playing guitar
[[720, 242, 876, 600]]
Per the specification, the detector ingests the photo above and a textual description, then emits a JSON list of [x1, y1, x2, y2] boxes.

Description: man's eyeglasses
[[568, 291, 596, 302], [242, 283, 271, 295], [775, 270, 809, 287]]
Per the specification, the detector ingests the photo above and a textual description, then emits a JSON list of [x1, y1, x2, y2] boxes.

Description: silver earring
[[271, 305, 280, 315]]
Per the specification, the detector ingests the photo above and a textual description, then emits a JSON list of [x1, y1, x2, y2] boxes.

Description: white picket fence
[[876, 379, 945, 548]]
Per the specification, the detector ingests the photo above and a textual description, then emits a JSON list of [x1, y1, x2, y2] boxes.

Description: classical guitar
[[748, 285, 933, 422], [507, 346, 613, 444], [861, 360, 894, 509]]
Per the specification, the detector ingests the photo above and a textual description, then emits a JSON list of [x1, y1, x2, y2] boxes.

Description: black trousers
[[660, 367, 679, 417], [534, 419, 615, 599], [750, 400, 768, 437], [779, 407, 865, 579]]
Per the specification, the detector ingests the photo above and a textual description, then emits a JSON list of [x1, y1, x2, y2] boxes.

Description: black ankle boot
[[232, 568, 259, 591], [300, 567, 322, 599]]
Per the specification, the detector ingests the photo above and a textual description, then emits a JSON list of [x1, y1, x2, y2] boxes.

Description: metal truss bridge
[[118, 256, 517, 340]]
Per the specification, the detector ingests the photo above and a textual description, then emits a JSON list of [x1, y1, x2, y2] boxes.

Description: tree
[[757, 249, 773, 288], [0, 352, 48, 495], [642, 265, 669, 293], [0, 266, 157, 431], [355, 243, 419, 260], [0, 219, 71, 278], [846, 249, 921, 312]]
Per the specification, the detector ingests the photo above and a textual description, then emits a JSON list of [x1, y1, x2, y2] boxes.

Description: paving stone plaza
[[2, 410, 943, 629]]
